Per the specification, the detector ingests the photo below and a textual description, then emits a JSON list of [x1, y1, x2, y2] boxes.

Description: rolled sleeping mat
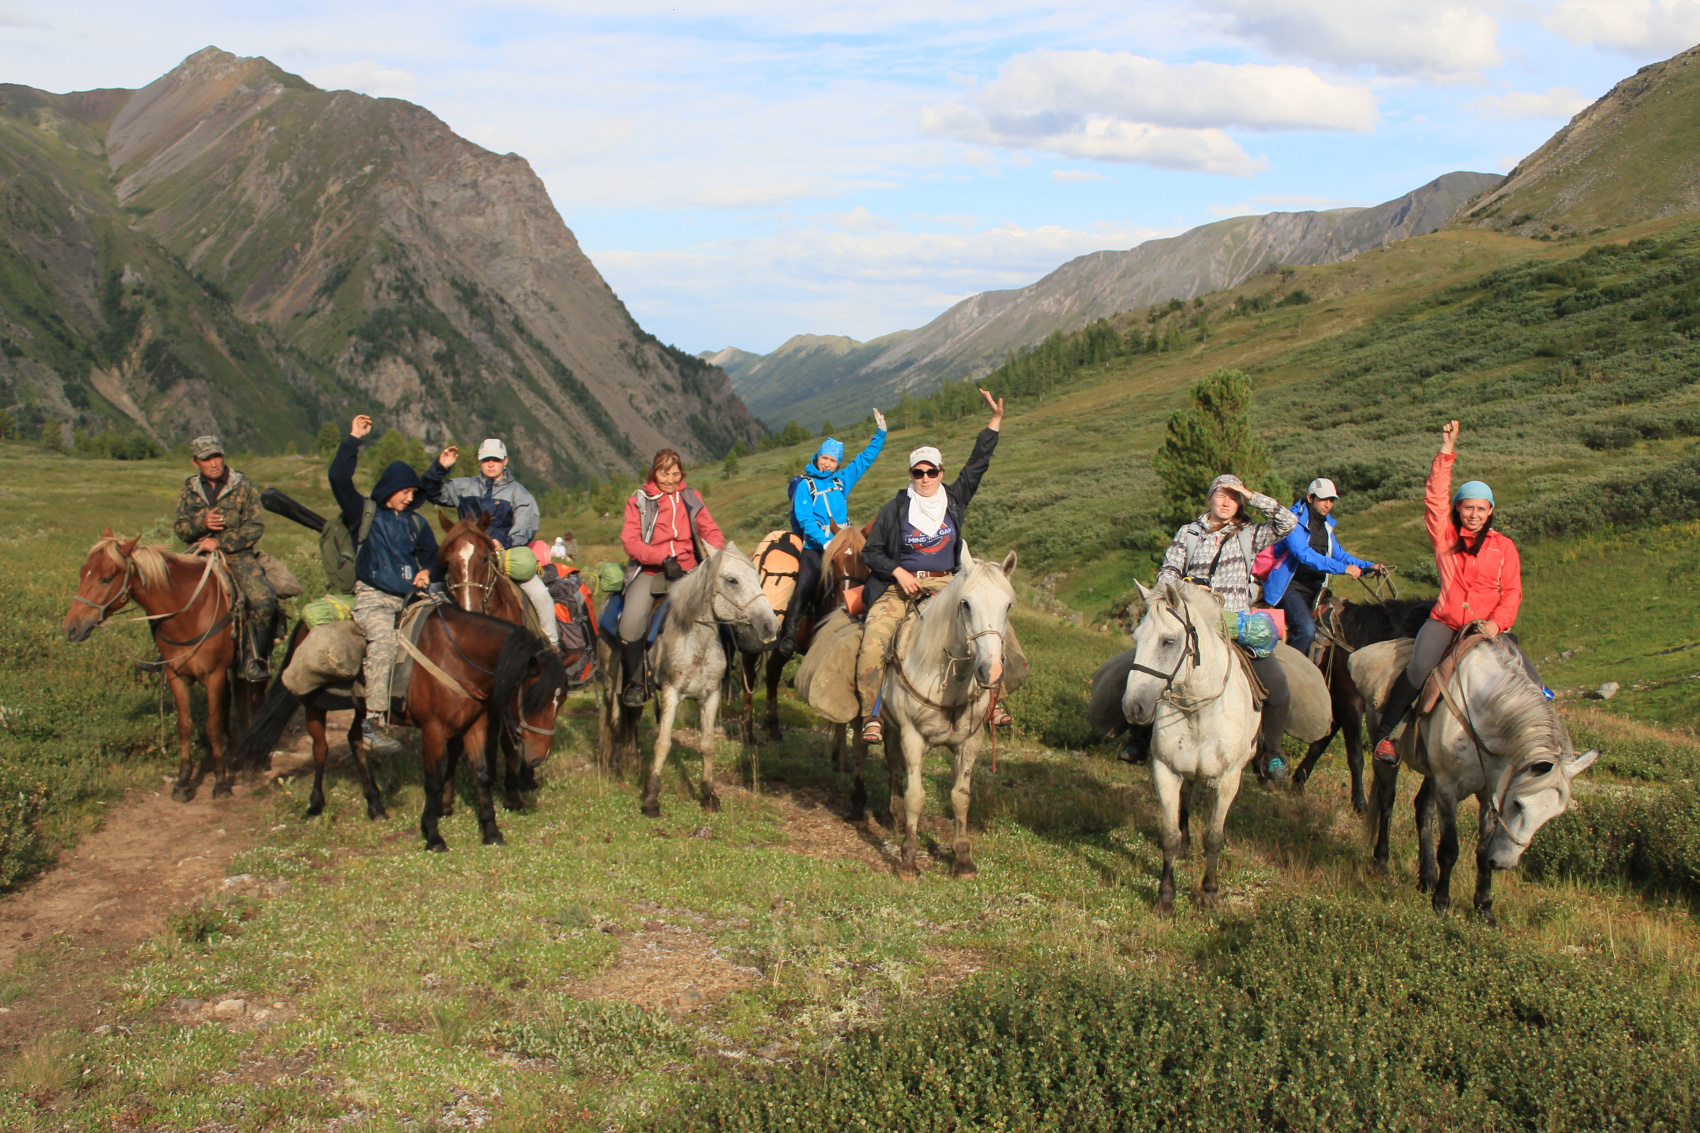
[[260, 487, 328, 534]]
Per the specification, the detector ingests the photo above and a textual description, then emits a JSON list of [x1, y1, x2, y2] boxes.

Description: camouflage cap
[[189, 435, 226, 459]]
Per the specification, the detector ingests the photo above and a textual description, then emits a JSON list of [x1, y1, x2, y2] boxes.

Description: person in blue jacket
[[777, 408, 887, 656], [1261, 477, 1382, 656]]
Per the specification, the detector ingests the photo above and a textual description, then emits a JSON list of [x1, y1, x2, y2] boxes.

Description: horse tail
[[229, 619, 308, 770], [488, 626, 562, 768]]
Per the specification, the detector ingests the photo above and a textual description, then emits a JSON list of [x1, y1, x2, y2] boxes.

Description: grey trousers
[[353, 582, 407, 711], [518, 573, 556, 642], [618, 575, 660, 643], [1407, 618, 1541, 686]]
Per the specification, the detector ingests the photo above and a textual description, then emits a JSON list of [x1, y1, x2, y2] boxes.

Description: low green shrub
[[491, 999, 693, 1077], [658, 897, 1700, 1131], [1522, 782, 1700, 897]]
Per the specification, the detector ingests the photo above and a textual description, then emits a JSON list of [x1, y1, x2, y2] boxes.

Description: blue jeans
[[1279, 587, 1318, 655]]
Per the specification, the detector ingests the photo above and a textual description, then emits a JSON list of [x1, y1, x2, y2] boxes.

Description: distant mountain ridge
[[0, 48, 761, 484], [727, 171, 1501, 428]]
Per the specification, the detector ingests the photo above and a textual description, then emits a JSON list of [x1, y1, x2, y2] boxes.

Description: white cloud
[[682, 182, 818, 209], [1543, 0, 1700, 53], [1467, 85, 1592, 119], [1205, 0, 1503, 82], [1051, 169, 1109, 182], [922, 49, 1375, 175], [305, 60, 419, 99], [819, 206, 903, 233]]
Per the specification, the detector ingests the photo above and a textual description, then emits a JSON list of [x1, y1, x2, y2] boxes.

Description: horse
[[878, 549, 1017, 881], [1362, 634, 1597, 924], [233, 599, 566, 850], [1120, 579, 1260, 917], [436, 512, 544, 811], [594, 545, 779, 815], [63, 531, 264, 802], [1290, 597, 1435, 813]]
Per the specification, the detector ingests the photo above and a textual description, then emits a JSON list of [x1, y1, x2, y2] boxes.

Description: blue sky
[[5, 2, 1698, 353]]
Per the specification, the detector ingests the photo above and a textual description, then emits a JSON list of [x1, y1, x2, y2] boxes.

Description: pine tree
[[1151, 369, 1286, 528], [316, 420, 341, 456]]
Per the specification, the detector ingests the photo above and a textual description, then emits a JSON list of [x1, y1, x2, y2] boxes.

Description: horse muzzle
[[750, 609, 780, 645], [62, 613, 98, 643]]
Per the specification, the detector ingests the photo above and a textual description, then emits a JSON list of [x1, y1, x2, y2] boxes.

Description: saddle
[[1418, 628, 1493, 716], [1229, 642, 1269, 713]]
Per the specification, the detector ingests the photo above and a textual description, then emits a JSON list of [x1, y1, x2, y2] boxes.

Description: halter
[[73, 551, 230, 671], [1128, 597, 1224, 711], [693, 557, 770, 627], [72, 559, 138, 620], [445, 540, 505, 614], [894, 585, 1006, 715]]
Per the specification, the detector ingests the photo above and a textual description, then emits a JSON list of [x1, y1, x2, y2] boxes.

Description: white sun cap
[[477, 439, 508, 462], [1308, 477, 1340, 499], [908, 446, 942, 470]]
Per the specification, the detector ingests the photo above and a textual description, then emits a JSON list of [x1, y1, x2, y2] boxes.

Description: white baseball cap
[[1308, 477, 1340, 499], [908, 446, 942, 470], [477, 439, 507, 462]]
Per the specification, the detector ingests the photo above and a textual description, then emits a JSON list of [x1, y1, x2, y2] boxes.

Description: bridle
[[73, 550, 230, 669], [445, 538, 505, 614], [72, 559, 138, 621], [1128, 596, 1227, 712], [698, 558, 772, 627]]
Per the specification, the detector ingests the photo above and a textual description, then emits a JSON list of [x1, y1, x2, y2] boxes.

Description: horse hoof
[[441, 804, 455, 818], [1431, 898, 1451, 916], [641, 802, 662, 819], [367, 804, 387, 821], [212, 783, 234, 799], [701, 794, 722, 814], [1368, 860, 1389, 878], [1198, 891, 1218, 912], [1417, 876, 1437, 895], [501, 795, 523, 813], [171, 785, 195, 803], [1477, 907, 1498, 928], [483, 832, 506, 847], [304, 804, 324, 819], [425, 840, 448, 853], [763, 725, 783, 744], [1352, 798, 1369, 817], [1155, 899, 1175, 920], [951, 860, 978, 879]]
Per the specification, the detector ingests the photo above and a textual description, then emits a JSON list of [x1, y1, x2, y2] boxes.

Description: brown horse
[[63, 531, 261, 801], [1290, 596, 1435, 813], [233, 599, 565, 851]]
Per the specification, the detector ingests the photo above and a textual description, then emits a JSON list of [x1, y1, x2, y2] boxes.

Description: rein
[[75, 552, 232, 671], [1130, 598, 1228, 712]]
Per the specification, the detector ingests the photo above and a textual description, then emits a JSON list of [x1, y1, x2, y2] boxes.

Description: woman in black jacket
[[855, 388, 1002, 744]]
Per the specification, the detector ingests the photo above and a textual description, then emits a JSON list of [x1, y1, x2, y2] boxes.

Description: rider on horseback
[[1156, 474, 1299, 782], [330, 415, 438, 747], [1373, 420, 1529, 762], [173, 435, 276, 682], [776, 410, 888, 657], [1262, 477, 1384, 657], [617, 449, 727, 707], [855, 389, 1003, 746], [423, 439, 559, 647]]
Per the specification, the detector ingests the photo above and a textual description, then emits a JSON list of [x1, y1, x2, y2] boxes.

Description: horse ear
[[1161, 579, 1185, 607], [476, 513, 492, 532], [437, 510, 455, 533], [117, 535, 139, 557], [101, 527, 114, 539], [1000, 549, 1017, 578], [860, 516, 876, 536], [724, 541, 740, 556], [1133, 578, 1152, 601], [1567, 749, 1599, 777]]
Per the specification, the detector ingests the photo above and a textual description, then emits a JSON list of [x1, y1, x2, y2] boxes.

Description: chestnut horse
[[63, 531, 260, 801], [233, 600, 566, 851]]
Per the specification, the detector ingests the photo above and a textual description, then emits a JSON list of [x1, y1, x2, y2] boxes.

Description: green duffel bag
[[595, 561, 626, 596], [301, 594, 357, 628], [501, 546, 538, 582]]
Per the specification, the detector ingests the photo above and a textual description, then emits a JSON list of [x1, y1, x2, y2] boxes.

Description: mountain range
[[713, 171, 1503, 430], [0, 47, 761, 485]]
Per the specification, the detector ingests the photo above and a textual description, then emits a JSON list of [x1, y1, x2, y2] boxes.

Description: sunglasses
[[910, 466, 941, 479]]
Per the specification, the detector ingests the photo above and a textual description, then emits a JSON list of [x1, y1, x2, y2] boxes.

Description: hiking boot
[[243, 657, 270, 682], [990, 703, 1013, 728], [363, 716, 403, 756], [1372, 672, 1421, 763], [1264, 754, 1290, 783], [620, 640, 649, 707], [861, 718, 883, 745]]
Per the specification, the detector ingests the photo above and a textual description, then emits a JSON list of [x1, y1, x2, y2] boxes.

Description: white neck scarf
[[905, 484, 950, 537]]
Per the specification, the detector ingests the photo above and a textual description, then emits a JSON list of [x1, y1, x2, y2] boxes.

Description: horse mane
[[822, 525, 868, 589], [664, 545, 757, 629], [1335, 599, 1436, 648], [1474, 637, 1572, 762], [909, 558, 1014, 662], [89, 536, 179, 591]]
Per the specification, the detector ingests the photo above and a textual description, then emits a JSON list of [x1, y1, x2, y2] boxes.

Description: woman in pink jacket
[[1373, 419, 1535, 761]]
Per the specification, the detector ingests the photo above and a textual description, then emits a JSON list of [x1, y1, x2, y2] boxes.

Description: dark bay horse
[[1290, 597, 1434, 814], [234, 600, 566, 851], [64, 531, 261, 801]]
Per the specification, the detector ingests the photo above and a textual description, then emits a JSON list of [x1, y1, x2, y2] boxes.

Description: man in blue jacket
[[777, 409, 887, 656], [1261, 477, 1382, 656]]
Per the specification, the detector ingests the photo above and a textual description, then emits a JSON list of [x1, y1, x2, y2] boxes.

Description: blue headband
[[1452, 480, 1494, 506], [816, 438, 845, 463]]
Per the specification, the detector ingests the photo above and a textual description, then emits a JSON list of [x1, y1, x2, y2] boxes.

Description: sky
[[4, 2, 1698, 355]]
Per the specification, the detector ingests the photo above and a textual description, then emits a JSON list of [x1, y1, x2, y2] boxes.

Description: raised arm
[[328, 416, 369, 532], [1426, 420, 1461, 550], [1247, 492, 1299, 551], [840, 414, 887, 490]]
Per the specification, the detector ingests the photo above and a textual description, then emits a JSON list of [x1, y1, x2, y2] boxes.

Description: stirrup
[[621, 682, 648, 707], [860, 718, 882, 745]]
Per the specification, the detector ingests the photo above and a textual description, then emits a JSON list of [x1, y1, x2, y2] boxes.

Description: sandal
[[861, 718, 883, 745], [990, 704, 1013, 727]]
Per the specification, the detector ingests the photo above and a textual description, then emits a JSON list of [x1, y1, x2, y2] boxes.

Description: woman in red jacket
[[616, 448, 726, 705], [1373, 419, 1533, 761]]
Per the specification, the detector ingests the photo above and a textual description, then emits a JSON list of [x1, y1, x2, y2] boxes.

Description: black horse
[[1290, 597, 1435, 813]]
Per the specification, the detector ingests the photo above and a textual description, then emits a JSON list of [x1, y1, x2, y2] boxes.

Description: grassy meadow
[[1, 214, 1698, 1129]]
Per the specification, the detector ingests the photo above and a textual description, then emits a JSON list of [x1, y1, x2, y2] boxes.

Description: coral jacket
[[620, 482, 725, 573], [1426, 451, 1522, 631]]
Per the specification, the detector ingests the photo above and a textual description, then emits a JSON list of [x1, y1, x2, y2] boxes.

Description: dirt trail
[[0, 717, 323, 1047]]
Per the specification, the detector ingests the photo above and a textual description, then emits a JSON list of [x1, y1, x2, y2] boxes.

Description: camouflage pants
[[354, 583, 407, 712], [856, 576, 950, 717], [226, 552, 278, 627]]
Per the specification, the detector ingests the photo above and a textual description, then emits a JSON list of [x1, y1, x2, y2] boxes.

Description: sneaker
[[1373, 737, 1399, 764], [363, 718, 403, 756], [1264, 755, 1290, 783], [860, 718, 883, 745], [621, 682, 648, 708]]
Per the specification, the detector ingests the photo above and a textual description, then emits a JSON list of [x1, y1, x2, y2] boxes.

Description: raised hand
[[439, 445, 459, 469], [873, 408, 886, 431], [979, 388, 1004, 429], [1440, 419, 1460, 454], [351, 414, 373, 440]]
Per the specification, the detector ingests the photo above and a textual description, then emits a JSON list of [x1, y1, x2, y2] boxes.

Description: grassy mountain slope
[[1459, 43, 1700, 235], [730, 172, 1499, 431], [721, 331, 912, 427], [0, 48, 762, 483]]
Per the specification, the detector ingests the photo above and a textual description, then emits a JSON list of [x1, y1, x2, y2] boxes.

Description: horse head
[[952, 548, 1017, 689], [64, 528, 140, 642], [706, 544, 780, 644], [1122, 579, 1208, 725], [1483, 743, 1598, 868], [437, 513, 502, 613]]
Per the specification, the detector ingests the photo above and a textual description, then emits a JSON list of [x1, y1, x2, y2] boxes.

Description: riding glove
[[662, 555, 685, 582]]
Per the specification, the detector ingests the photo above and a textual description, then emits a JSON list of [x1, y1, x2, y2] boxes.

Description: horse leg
[[305, 706, 329, 818], [341, 704, 386, 820], [167, 673, 197, 802], [1293, 728, 1336, 792], [832, 725, 845, 772], [1177, 779, 1193, 860], [1199, 766, 1245, 912], [848, 717, 869, 824], [948, 735, 983, 878], [885, 726, 904, 834], [1343, 695, 1368, 815], [499, 731, 525, 813], [1414, 777, 1439, 894], [763, 653, 784, 743], [1151, 760, 1184, 918], [1431, 786, 1461, 915], [641, 686, 681, 818], [466, 721, 504, 846], [1369, 759, 1399, 876], [205, 667, 234, 798], [738, 652, 756, 744], [1472, 797, 1498, 926], [699, 686, 723, 812], [439, 740, 460, 818], [895, 722, 927, 881], [419, 726, 450, 852]]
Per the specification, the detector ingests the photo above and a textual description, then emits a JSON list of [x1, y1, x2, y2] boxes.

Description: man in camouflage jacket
[[173, 435, 276, 680]]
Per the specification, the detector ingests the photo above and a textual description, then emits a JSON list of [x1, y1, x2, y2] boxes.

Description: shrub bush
[[1522, 782, 1700, 898]]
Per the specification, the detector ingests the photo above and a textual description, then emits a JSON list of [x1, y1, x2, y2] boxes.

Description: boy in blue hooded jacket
[[777, 409, 887, 656], [1261, 477, 1382, 656]]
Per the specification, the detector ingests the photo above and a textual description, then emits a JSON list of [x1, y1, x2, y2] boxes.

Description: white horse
[[879, 549, 1017, 880], [596, 545, 779, 816], [1122, 580, 1260, 917], [1364, 635, 1598, 924]]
